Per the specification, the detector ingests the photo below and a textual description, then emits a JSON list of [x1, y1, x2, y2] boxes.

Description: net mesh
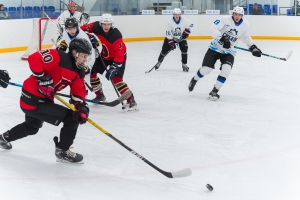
[[21, 18, 59, 60]]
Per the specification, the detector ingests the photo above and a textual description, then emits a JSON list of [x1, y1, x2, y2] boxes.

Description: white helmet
[[232, 6, 244, 15], [173, 8, 181, 14], [100, 13, 114, 25]]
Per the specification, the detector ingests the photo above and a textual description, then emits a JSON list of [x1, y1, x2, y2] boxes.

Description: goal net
[[21, 18, 59, 60]]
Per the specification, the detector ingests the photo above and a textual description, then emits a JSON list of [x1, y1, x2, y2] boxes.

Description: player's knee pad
[[63, 110, 79, 129], [23, 120, 43, 135], [219, 64, 232, 78], [199, 66, 213, 76]]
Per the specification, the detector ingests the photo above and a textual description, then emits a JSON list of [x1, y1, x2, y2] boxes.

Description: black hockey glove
[[73, 102, 89, 124], [105, 63, 121, 81], [56, 40, 68, 52], [0, 70, 10, 88], [88, 34, 99, 49], [181, 28, 191, 40], [168, 39, 176, 50], [219, 34, 231, 49], [249, 44, 262, 57], [37, 76, 54, 98]]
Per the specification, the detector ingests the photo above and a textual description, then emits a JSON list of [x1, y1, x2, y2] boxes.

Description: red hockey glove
[[37, 76, 54, 98], [74, 102, 89, 124]]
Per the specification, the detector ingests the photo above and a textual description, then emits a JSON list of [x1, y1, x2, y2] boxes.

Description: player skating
[[0, 38, 92, 164], [81, 13, 138, 112], [56, 17, 106, 102], [188, 6, 262, 100], [154, 8, 193, 72]]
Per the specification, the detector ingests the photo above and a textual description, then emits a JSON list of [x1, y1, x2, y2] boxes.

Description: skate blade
[[123, 106, 139, 113], [207, 96, 219, 101], [56, 158, 84, 164]]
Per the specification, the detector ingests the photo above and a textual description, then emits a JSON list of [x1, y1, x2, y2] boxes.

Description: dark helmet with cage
[[69, 38, 92, 68], [65, 17, 78, 30], [68, 1, 76, 14]]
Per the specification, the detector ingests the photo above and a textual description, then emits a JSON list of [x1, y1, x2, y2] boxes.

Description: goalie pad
[[56, 40, 68, 52], [90, 76, 102, 92]]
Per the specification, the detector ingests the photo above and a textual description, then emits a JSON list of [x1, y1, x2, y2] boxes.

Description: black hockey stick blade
[[56, 89, 132, 107], [234, 46, 293, 61], [145, 50, 172, 74]]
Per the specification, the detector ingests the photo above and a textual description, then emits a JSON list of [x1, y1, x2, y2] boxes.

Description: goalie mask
[[69, 38, 92, 69], [68, 1, 76, 14]]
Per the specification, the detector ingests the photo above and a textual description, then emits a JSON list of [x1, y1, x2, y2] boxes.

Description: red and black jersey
[[21, 49, 86, 111], [81, 22, 127, 64]]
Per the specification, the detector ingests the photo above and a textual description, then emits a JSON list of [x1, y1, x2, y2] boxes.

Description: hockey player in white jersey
[[154, 8, 193, 72], [188, 6, 262, 100], [56, 18, 106, 102]]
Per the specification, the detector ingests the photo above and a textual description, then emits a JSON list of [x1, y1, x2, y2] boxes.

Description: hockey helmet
[[173, 8, 181, 15], [69, 38, 92, 55], [68, 1, 76, 14], [65, 17, 78, 29], [100, 13, 114, 25], [232, 6, 244, 15]]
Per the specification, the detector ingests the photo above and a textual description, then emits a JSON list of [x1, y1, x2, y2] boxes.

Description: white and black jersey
[[62, 29, 96, 68], [57, 10, 82, 26], [209, 16, 254, 56], [166, 16, 193, 42]]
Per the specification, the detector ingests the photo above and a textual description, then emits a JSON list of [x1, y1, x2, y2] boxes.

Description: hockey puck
[[206, 184, 213, 191]]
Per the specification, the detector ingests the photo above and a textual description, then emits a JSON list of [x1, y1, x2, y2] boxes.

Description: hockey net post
[[21, 18, 58, 60]]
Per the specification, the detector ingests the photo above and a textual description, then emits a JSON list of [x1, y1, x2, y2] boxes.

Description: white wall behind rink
[[0, 15, 299, 49]]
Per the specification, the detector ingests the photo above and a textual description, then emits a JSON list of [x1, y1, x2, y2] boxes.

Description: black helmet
[[69, 38, 92, 55], [65, 17, 78, 29]]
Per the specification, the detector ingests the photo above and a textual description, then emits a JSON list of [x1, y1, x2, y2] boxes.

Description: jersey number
[[39, 49, 53, 63], [166, 31, 171, 36]]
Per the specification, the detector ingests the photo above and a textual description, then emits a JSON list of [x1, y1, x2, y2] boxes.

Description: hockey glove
[[37, 76, 54, 98], [219, 34, 231, 49], [74, 102, 89, 124], [249, 44, 262, 57], [105, 63, 121, 81], [56, 40, 68, 52], [0, 70, 10, 88], [168, 39, 176, 50], [83, 66, 91, 76], [88, 34, 99, 49], [181, 28, 191, 40]]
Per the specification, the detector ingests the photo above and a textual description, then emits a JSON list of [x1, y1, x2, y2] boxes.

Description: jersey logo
[[39, 49, 53, 63], [173, 27, 181, 37], [101, 44, 109, 59], [214, 20, 220, 25], [189, 24, 194, 27], [229, 29, 238, 35]]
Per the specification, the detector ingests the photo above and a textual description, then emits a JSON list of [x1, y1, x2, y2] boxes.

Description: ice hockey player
[[154, 8, 193, 72], [81, 13, 138, 112], [57, 1, 89, 26], [0, 38, 92, 164], [0, 70, 10, 88], [56, 17, 106, 102], [188, 6, 262, 100]]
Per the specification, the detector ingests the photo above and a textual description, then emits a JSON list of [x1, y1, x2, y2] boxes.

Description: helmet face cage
[[99, 13, 114, 25], [68, 2, 76, 14], [69, 38, 92, 69], [232, 6, 244, 15], [173, 8, 181, 15], [65, 18, 78, 30]]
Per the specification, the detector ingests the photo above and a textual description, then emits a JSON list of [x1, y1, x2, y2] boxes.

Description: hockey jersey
[[57, 10, 82, 25], [81, 22, 127, 64], [21, 49, 86, 111], [166, 16, 193, 42], [209, 16, 254, 56]]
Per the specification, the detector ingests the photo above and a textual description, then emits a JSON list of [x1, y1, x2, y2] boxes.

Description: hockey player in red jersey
[[0, 70, 10, 88], [0, 38, 92, 164], [81, 13, 138, 112]]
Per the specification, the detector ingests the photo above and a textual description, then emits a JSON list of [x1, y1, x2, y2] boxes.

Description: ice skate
[[54, 136, 83, 164], [92, 88, 106, 102], [207, 86, 220, 101], [188, 78, 197, 92], [0, 131, 12, 150], [123, 95, 139, 112], [182, 63, 189, 72], [154, 61, 162, 70]]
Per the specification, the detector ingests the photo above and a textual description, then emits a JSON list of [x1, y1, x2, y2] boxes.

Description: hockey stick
[[234, 46, 293, 61], [55, 94, 192, 178], [7, 82, 132, 107], [43, 11, 63, 46], [145, 49, 172, 74]]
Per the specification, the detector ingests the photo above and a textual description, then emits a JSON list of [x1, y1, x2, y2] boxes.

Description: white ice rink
[[0, 40, 300, 200]]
